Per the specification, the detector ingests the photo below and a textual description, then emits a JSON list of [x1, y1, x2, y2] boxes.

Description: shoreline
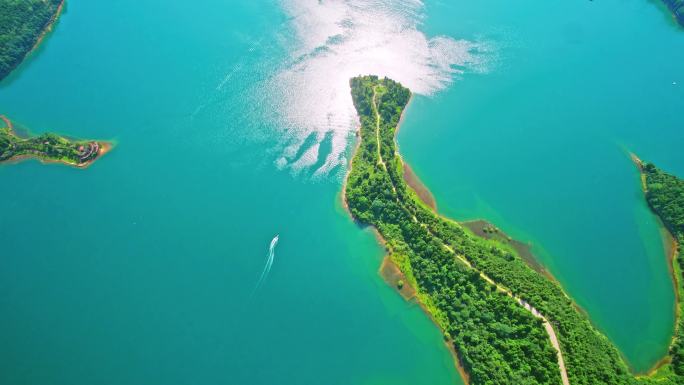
[[394, 97, 556, 282], [0, 115, 13, 130], [630, 152, 682, 375], [378, 255, 472, 384], [343, 76, 684, 384], [341, 91, 472, 385], [402, 161, 437, 211], [31, 0, 65, 54], [0, 0, 65, 83], [344, 82, 574, 384], [0, 115, 112, 169], [393, 97, 438, 210], [461, 219, 550, 276], [1, 141, 112, 169]]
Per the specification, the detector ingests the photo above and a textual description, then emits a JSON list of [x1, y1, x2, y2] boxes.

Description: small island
[[633, 155, 684, 376], [0, 116, 110, 168], [344, 75, 684, 384]]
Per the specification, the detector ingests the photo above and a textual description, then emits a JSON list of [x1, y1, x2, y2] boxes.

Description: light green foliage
[[345, 75, 684, 385], [643, 162, 684, 377], [0, 126, 101, 165], [0, 0, 63, 80], [346, 76, 561, 385], [662, 0, 684, 25]]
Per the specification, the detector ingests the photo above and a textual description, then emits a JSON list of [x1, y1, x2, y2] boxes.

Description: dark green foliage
[[0, 0, 63, 81], [644, 163, 684, 237], [346, 76, 561, 385], [643, 162, 684, 377], [0, 125, 101, 165], [345, 76, 684, 385]]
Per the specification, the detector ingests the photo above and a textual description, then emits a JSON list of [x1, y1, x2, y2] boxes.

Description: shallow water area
[[0, 1, 466, 384], [2, 0, 683, 382], [398, 0, 684, 372]]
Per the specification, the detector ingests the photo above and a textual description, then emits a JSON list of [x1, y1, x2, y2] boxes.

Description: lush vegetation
[[643, 162, 684, 377], [346, 76, 561, 384], [0, 118, 104, 166], [0, 2, 107, 168], [345, 75, 684, 385], [0, 0, 63, 81]]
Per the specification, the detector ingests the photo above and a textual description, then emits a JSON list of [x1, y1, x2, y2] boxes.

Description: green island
[[662, 0, 684, 26], [344, 75, 684, 385], [0, 116, 109, 168], [0, 0, 63, 81]]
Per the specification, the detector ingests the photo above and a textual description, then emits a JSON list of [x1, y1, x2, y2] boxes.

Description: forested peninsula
[[344, 75, 684, 385], [0, 2, 108, 168], [0, 0, 64, 81], [0, 116, 109, 168]]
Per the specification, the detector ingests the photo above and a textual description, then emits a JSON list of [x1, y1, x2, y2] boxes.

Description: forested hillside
[[0, 115, 108, 167], [0, 0, 63, 81], [345, 75, 684, 384], [643, 162, 684, 376], [346, 76, 562, 385]]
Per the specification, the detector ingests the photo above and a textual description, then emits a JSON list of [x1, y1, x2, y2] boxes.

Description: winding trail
[[372, 86, 385, 168], [370, 86, 570, 385]]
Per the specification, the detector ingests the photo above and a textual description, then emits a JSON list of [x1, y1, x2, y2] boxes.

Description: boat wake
[[252, 234, 280, 295]]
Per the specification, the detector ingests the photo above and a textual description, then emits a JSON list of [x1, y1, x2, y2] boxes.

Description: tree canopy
[[0, 0, 63, 81], [643, 162, 684, 377], [345, 75, 684, 384]]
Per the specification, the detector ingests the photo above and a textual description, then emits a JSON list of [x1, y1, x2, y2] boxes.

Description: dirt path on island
[[372, 86, 385, 168], [369, 90, 571, 385]]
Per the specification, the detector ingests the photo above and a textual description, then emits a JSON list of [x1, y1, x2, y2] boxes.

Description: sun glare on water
[[267, 0, 490, 177]]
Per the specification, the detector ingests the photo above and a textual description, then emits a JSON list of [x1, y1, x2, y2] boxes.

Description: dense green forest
[[345, 75, 684, 384], [0, 117, 104, 166], [0, 0, 63, 81], [663, 0, 684, 25], [642, 162, 684, 377], [346, 76, 561, 384]]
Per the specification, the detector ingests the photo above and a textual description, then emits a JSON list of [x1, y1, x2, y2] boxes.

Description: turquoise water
[[399, 0, 684, 373], [0, 1, 461, 384], [1, 0, 683, 383]]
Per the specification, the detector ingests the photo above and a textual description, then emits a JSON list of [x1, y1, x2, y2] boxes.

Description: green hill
[[0, 0, 63, 81]]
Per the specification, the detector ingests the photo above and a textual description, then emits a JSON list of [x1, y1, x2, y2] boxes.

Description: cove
[[399, 0, 684, 373]]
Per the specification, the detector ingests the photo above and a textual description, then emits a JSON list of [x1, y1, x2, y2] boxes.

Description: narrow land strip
[[369, 89, 570, 385], [346, 76, 684, 385]]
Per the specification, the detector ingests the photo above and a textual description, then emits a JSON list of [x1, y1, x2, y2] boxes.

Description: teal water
[[399, 0, 684, 373], [0, 1, 461, 384], [2, 0, 683, 383]]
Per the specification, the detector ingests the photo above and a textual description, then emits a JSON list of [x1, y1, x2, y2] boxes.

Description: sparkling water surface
[[1, 0, 682, 383]]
